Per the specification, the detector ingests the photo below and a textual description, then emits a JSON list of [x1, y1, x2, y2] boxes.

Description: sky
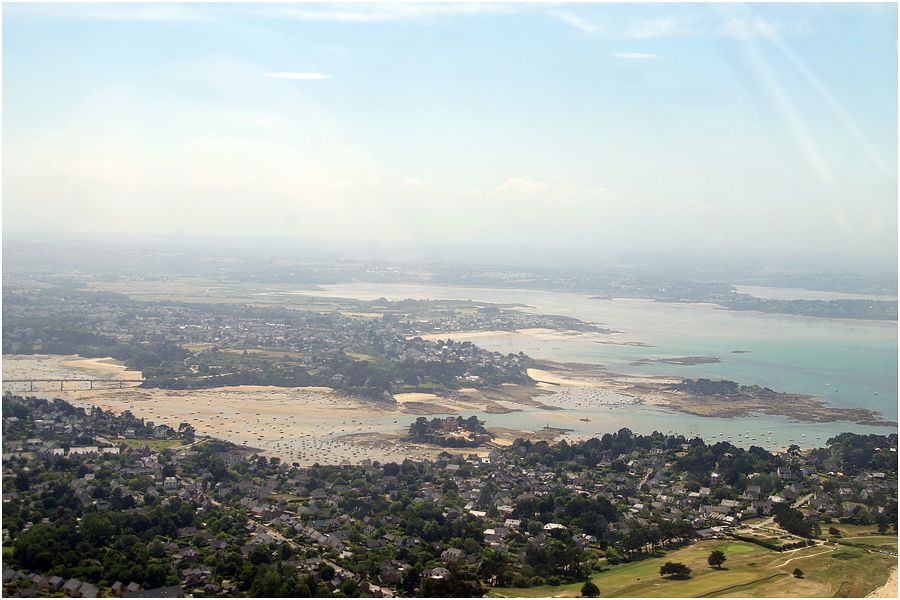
[[2, 2, 898, 266]]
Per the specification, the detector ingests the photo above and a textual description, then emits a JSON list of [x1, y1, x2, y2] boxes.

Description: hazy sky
[[3, 2, 897, 263]]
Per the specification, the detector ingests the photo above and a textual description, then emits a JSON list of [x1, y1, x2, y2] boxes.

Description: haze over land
[[2, 2, 897, 268], [2, 3, 898, 599]]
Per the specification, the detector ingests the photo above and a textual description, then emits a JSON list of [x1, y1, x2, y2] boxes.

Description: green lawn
[[826, 523, 890, 537], [839, 535, 898, 552], [271, 493, 308, 502], [489, 538, 895, 598], [490, 541, 772, 598]]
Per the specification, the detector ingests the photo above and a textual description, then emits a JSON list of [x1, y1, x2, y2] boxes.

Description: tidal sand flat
[[3, 354, 145, 384], [2, 354, 562, 465], [630, 356, 722, 366], [529, 363, 895, 427]]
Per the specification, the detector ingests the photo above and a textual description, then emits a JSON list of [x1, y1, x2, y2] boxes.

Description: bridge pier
[[4, 378, 144, 391]]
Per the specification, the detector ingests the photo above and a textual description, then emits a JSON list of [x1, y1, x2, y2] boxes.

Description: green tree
[[793, 568, 804, 579], [340, 578, 359, 596], [659, 562, 691, 579], [707, 549, 727, 569], [81, 512, 116, 546], [319, 563, 336, 581], [581, 580, 600, 597]]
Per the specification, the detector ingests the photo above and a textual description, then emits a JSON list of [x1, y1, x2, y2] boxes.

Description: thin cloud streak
[[249, 3, 518, 23], [625, 17, 689, 40], [614, 52, 661, 60], [549, 10, 603, 35], [9, 2, 518, 24], [6, 4, 213, 22], [262, 72, 331, 80]]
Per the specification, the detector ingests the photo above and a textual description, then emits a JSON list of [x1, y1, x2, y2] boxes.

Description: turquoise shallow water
[[290, 283, 898, 448]]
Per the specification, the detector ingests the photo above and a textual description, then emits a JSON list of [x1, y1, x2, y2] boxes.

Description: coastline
[[528, 362, 896, 428], [411, 327, 606, 341], [3, 353, 895, 465]]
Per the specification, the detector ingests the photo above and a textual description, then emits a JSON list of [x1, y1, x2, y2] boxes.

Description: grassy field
[[838, 535, 898, 552], [271, 493, 307, 503], [489, 538, 895, 598], [730, 526, 807, 551], [117, 438, 184, 451], [826, 523, 887, 537]]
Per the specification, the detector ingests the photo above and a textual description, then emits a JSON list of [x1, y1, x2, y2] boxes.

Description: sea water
[[289, 283, 898, 448]]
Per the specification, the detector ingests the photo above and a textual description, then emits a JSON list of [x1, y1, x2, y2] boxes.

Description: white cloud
[[494, 177, 549, 196], [255, 3, 518, 23], [613, 52, 661, 60], [624, 17, 690, 40], [8, 2, 518, 24], [549, 10, 603, 35], [718, 17, 778, 40], [262, 72, 331, 80], [396, 177, 429, 191], [7, 4, 212, 22]]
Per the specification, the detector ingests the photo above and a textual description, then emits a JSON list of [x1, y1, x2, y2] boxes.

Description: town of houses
[[2, 394, 897, 598]]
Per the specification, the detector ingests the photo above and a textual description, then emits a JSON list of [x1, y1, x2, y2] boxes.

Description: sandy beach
[[61, 356, 145, 380], [867, 566, 898, 598]]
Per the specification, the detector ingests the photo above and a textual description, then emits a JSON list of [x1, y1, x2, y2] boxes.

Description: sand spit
[[61, 356, 145, 380], [3, 354, 145, 386]]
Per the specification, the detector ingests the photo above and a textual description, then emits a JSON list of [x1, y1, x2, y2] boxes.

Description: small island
[[405, 415, 494, 448], [631, 356, 721, 366], [661, 378, 895, 427]]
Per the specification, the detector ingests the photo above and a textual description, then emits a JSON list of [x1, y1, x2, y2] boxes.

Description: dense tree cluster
[[405, 416, 490, 447], [773, 505, 820, 539], [14, 499, 200, 587], [675, 441, 781, 488], [808, 432, 898, 475]]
